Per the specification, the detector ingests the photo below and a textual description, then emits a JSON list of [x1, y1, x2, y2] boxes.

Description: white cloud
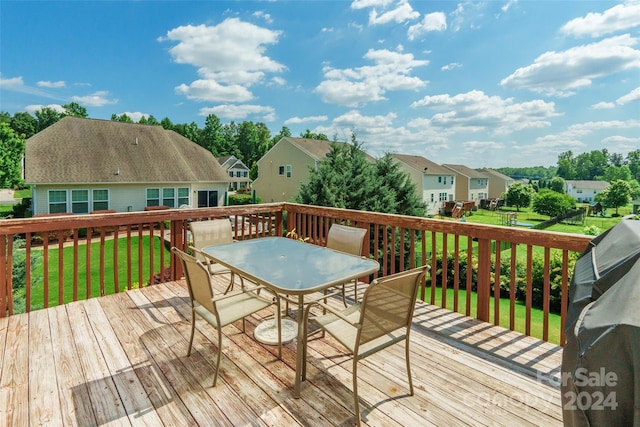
[[560, 1, 640, 38], [37, 80, 65, 88], [162, 18, 284, 103], [25, 104, 65, 114], [199, 104, 276, 121], [441, 62, 462, 71], [617, 86, 640, 105], [316, 48, 428, 106], [368, 0, 419, 25], [71, 91, 117, 107], [284, 115, 328, 124], [0, 75, 24, 89], [350, 0, 394, 10], [252, 11, 273, 24], [410, 90, 560, 135], [501, 0, 518, 13], [500, 35, 640, 97], [591, 102, 615, 109], [270, 76, 286, 86], [175, 80, 254, 103], [408, 12, 447, 41]]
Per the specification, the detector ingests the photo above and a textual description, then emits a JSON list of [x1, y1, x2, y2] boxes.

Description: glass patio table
[[202, 236, 380, 397]]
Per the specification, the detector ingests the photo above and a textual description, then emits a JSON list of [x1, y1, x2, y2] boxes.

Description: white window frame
[[48, 190, 67, 214], [286, 165, 292, 178], [92, 189, 109, 211], [71, 189, 89, 214]]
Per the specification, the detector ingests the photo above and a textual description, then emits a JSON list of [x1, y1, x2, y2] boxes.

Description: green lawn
[[424, 285, 562, 344], [25, 235, 170, 311]]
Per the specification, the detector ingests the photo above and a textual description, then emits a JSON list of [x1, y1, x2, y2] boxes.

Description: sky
[[1, 0, 639, 168]]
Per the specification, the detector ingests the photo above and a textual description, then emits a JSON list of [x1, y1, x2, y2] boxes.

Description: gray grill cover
[[562, 219, 640, 426]]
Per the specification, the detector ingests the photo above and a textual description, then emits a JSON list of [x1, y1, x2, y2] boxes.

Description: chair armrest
[[212, 285, 271, 303], [307, 300, 360, 327]]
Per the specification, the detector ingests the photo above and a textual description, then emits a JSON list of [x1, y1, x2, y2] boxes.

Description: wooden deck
[[0, 277, 563, 426]]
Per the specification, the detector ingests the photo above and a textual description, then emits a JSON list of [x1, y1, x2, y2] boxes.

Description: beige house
[[479, 168, 515, 199], [252, 137, 340, 203], [25, 117, 230, 215], [442, 164, 489, 202], [391, 154, 456, 216]]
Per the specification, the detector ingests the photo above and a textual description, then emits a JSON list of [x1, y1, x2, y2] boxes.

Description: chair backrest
[[326, 224, 367, 256], [190, 219, 233, 261], [357, 266, 429, 345], [171, 247, 216, 313]]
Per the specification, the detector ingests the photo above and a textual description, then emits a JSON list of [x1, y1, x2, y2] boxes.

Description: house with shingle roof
[[25, 117, 230, 215], [217, 155, 251, 191], [391, 154, 456, 216], [442, 164, 489, 203], [565, 180, 610, 203], [479, 168, 515, 199], [252, 137, 374, 203]]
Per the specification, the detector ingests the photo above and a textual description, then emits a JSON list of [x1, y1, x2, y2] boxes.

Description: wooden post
[[476, 237, 491, 322]]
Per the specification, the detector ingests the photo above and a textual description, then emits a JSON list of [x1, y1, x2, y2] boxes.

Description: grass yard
[[425, 285, 562, 344], [24, 234, 170, 311]]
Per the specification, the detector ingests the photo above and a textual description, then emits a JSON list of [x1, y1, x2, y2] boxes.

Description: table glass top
[[202, 237, 379, 293]]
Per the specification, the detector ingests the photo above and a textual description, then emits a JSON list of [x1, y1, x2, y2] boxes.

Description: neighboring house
[[565, 180, 610, 203], [390, 154, 456, 216], [217, 155, 251, 191], [479, 168, 515, 199], [442, 164, 489, 202], [252, 137, 374, 203], [25, 117, 230, 215]]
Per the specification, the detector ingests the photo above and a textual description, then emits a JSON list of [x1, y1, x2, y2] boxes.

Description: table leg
[[294, 294, 304, 398]]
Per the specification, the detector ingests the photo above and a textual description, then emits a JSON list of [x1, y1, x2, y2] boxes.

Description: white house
[[391, 154, 456, 216], [565, 180, 610, 203], [217, 155, 251, 191], [25, 117, 230, 215]]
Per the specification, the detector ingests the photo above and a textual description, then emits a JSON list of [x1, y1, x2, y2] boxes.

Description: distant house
[[442, 164, 489, 202], [217, 155, 251, 191], [479, 168, 515, 199], [252, 137, 375, 203], [25, 117, 230, 215], [391, 154, 456, 216], [565, 180, 610, 203]]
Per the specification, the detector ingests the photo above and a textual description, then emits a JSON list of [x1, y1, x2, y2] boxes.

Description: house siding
[[253, 139, 316, 203]]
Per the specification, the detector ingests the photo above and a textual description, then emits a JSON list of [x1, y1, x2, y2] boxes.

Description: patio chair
[[302, 265, 429, 426], [172, 246, 282, 387], [326, 224, 368, 305], [190, 219, 243, 294]]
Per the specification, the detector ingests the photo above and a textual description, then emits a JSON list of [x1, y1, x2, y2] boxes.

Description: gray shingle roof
[[442, 163, 488, 179], [391, 154, 452, 175], [25, 117, 229, 184], [283, 137, 376, 162]]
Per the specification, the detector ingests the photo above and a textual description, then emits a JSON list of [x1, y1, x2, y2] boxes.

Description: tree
[[111, 113, 133, 123], [296, 137, 425, 217], [35, 107, 63, 131], [0, 123, 25, 188], [532, 189, 575, 218], [627, 149, 640, 181], [504, 182, 535, 211], [603, 165, 632, 183], [556, 151, 576, 179], [300, 129, 328, 140], [63, 102, 88, 118], [599, 180, 632, 216], [271, 126, 291, 145], [549, 176, 565, 193], [10, 112, 37, 138]]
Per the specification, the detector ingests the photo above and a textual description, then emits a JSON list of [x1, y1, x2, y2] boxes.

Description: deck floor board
[[0, 279, 563, 426]]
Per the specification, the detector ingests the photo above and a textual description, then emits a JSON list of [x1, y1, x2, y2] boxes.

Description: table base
[[254, 318, 297, 345]]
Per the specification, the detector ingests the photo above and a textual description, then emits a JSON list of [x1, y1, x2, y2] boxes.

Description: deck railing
[[0, 202, 592, 345]]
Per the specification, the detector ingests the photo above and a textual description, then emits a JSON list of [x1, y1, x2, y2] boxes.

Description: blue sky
[[1, 0, 639, 168]]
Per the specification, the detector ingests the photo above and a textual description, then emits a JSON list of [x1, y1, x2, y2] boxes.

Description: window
[[146, 188, 160, 207], [439, 192, 448, 202], [162, 188, 175, 208], [92, 189, 109, 211], [48, 190, 67, 213], [430, 193, 434, 202], [443, 177, 447, 185], [243, 171, 248, 177], [229, 171, 234, 177], [286, 165, 292, 178], [178, 187, 189, 206], [438, 176, 442, 183], [278, 165, 285, 176], [71, 189, 89, 214]]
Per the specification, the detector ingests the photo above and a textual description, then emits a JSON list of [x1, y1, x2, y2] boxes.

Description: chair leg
[[405, 336, 414, 395], [353, 357, 361, 426], [187, 310, 196, 356], [276, 302, 282, 359], [223, 272, 235, 294], [212, 327, 223, 387]]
